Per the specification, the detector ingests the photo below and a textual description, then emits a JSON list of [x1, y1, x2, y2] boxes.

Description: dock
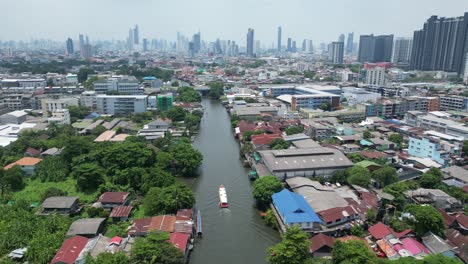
[[196, 210, 203, 238]]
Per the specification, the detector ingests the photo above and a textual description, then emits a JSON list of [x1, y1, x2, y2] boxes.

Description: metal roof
[[272, 189, 322, 224]]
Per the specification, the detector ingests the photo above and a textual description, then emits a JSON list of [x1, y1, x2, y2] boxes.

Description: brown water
[[186, 98, 280, 264]]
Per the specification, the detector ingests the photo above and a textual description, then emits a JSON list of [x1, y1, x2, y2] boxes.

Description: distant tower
[[128, 28, 134, 50], [277, 26, 282, 52], [246, 28, 254, 57], [292, 41, 297, 52], [338, 34, 345, 43], [329, 42, 344, 64], [192, 32, 201, 54], [66, 38, 74, 55], [346, 32, 354, 54], [287, 38, 292, 52], [133, 25, 139, 45], [142, 38, 148, 52], [79, 34, 85, 50]]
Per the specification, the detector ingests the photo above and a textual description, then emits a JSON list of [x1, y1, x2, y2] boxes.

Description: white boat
[[219, 185, 228, 208]]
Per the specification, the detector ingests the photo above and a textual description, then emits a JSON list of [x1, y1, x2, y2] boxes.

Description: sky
[[3, 0, 468, 46]]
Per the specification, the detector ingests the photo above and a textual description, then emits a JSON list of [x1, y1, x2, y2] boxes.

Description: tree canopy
[[252, 176, 284, 209], [371, 166, 398, 187], [144, 183, 195, 215], [131, 231, 184, 264], [332, 240, 378, 264], [404, 204, 445, 237], [267, 226, 310, 264], [285, 126, 303, 135], [177, 87, 201, 102], [346, 165, 371, 187], [269, 138, 290, 150]]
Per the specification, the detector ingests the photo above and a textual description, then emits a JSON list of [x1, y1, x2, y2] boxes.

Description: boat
[[196, 210, 202, 238], [219, 185, 229, 208]]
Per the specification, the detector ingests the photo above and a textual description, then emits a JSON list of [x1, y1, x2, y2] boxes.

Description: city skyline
[[2, 0, 468, 44]]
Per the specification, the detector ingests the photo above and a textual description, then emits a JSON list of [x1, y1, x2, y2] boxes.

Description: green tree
[[267, 226, 311, 264], [350, 225, 365, 237], [422, 254, 464, 264], [35, 156, 69, 182], [208, 82, 225, 99], [171, 80, 179, 87], [41, 187, 68, 201], [141, 167, 175, 194], [269, 138, 290, 150], [77, 67, 95, 83], [71, 162, 105, 192], [318, 102, 331, 111], [163, 106, 188, 122], [177, 87, 201, 102], [419, 168, 443, 188], [168, 142, 203, 177], [371, 166, 398, 187], [243, 130, 265, 141], [383, 181, 419, 209], [86, 207, 109, 218], [131, 231, 184, 264], [346, 153, 365, 163], [61, 136, 94, 164], [98, 142, 155, 175], [67, 105, 90, 123], [253, 176, 284, 209], [330, 170, 348, 184], [264, 209, 278, 229], [332, 240, 377, 264], [86, 252, 129, 264], [144, 184, 195, 215], [285, 126, 303, 135], [404, 204, 445, 237], [363, 129, 372, 139], [184, 114, 201, 131], [0, 166, 25, 195], [388, 133, 403, 144], [347, 165, 371, 187], [365, 209, 377, 225]]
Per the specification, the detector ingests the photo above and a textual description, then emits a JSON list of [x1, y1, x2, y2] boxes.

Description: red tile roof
[[309, 233, 335, 253], [317, 205, 358, 223], [237, 120, 256, 134], [25, 147, 41, 156], [128, 215, 176, 235], [437, 208, 456, 228], [359, 150, 388, 160], [176, 209, 193, 220], [4, 157, 42, 170], [368, 222, 411, 240], [169, 232, 190, 253], [454, 213, 468, 229], [51, 236, 88, 264], [110, 206, 133, 218], [251, 133, 282, 146], [98, 192, 129, 204], [110, 236, 122, 246]]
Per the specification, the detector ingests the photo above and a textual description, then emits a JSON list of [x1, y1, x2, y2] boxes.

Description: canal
[[187, 98, 280, 264]]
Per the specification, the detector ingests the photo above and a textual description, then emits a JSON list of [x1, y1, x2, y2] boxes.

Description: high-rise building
[[329, 42, 344, 64], [142, 38, 148, 52], [246, 28, 254, 57], [128, 28, 134, 50], [85, 36, 89, 45], [365, 67, 386, 86], [287, 38, 292, 52], [392, 38, 413, 68], [192, 32, 201, 54], [346, 32, 354, 54], [358, 34, 393, 63], [66, 38, 74, 55], [277, 26, 282, 52], [410, 13, 468, 74], [79, 34, 85, 50], [302, 40, 306, 52], [292, 41, 297, 53], [133, 25, 139, 45], [338, 34, 345, 43]]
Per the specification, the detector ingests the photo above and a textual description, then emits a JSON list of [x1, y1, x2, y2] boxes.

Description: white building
[[392, 38, 412, 68], [342, 87, 381, 106], [365, 67, 386, 86], [48, 109, 71, 125], [93, 76, 142, 95], [81, 91, 97, 109], [66, 74, 79, 85], [96, 95, 147, 115], [41, 97, 79, 114]]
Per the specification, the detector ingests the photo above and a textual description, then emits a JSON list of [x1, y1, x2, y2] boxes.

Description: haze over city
[[3, 0, 468, 43]]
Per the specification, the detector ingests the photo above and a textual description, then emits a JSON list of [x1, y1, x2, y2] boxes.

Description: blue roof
[[272, 189, 322, 224], [143, 76, 157, 80], [360, 139, 374, 146], [386, 119, 403, 125], [85, 112, 100, 119]]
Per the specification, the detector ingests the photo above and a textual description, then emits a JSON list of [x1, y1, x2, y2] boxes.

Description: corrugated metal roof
[[272, 189, 322, 224]]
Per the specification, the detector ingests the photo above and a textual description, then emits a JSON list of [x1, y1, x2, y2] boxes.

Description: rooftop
[[66, 218, 106, 236], [4, 157, 42, 169], [42, 196, 79, 209], [272, 189, 322, 224]]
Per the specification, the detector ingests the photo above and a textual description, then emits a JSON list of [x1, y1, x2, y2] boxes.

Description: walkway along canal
[[186, 98, 280, 264]]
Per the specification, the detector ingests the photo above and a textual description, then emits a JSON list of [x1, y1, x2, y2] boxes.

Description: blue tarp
[[386, 119, 404, 125], [360, 139, 374, 146], [272, 189, 322, 224]]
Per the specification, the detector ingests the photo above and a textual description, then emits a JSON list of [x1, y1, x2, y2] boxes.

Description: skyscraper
[[358, 34, 393, 63], [246, 28, 254, 57], [128, 28, 134, 50], [291, 41, 297, 53], [142, 38, 148, 52], [277, 26, 282, 52], [133, 25, 139, 45], [410, 13, 468, 74], [66, 38, 74, 55], [338, 34, 345, 43], [392, 38, 413, 68], [346, 32, 354, 54], [79, 34, 85, 50], [192, 32, 201, 54], [287, 38, 292, 52], [329, 42, 344, 64]]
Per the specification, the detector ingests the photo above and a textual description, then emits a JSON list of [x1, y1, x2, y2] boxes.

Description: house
[[4, 157, 42, 176], [36, 196, 80, 216], [445, 229, 468, 263], [127, 215, 176, 236], [355, 160, 382, 172], [51, 235, 89, 264], [309, 233, 335, 258], [422, 232, 457, 258], [368, 222, 412, 241], [41, 147, 63, 156], [24, 147, 41, 157], [110, 206, 133, 221], [251, 133, 282, 150], [271, 189, 322, 232], [317, 205, 359, 228], [442, 166, 468, 186], [341, 144, 361, 153], [97, 192, 130, 209], [66, 218, 106, 237], [403, 188, 462, 212], [359, 150, 389, 161], [393, 237, 430, 258], [169, 232, 191, 259], [148, 120, 171, 131], [176, 209, 193, 220]]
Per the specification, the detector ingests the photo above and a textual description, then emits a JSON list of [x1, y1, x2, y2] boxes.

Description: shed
[[66, 218, 106, 237]]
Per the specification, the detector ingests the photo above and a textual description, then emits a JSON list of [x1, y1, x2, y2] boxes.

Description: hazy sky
[[3, 0, 468, 46]]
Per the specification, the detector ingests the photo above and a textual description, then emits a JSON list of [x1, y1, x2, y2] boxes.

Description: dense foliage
[[143, 183, 195, 215], [177, 86, 201, 102], [403, 204, 445, 237], [285, 126, 303, 135], [252, 176, 284, 209], [332, 240, 377, 264], [346, 165, 371, 187], [267, 226, 310, 264], [131, 231, 184, 264]]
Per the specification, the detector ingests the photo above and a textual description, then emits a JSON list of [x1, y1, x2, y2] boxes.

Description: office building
[[338, 34, 345, 43], [358, 34, 394, 63], [439, 96, 468, 112], [246, 28, 254, 57], [342, 87, 381, 106], [133, 25, 139, 45], [48, 109, 71, 125], [287, 38, 292, 52], [128, 28, 134, 50], [365, 67, 386, 86], [277, 26, 282, 52], [41, 97, 79, 114], [192, 32, 201, 54], [392, 38, 413, 68], [410, 13, 468, 74], [79, 34, 85, 51], [292, 41, 297, 52], [267, 84, 341, 111], [408, 136, 450, 166], [66, 38, 74, 55], [346, 32, 354, 54], [96, 95, 147, 115], [93, 76, 142, 95], [81, 91, 97, 109], [329, 42, 344, 64], [142, 38, 148, 52]]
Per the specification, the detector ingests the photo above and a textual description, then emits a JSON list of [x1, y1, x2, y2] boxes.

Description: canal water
[[186, 98, 280, 264]]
